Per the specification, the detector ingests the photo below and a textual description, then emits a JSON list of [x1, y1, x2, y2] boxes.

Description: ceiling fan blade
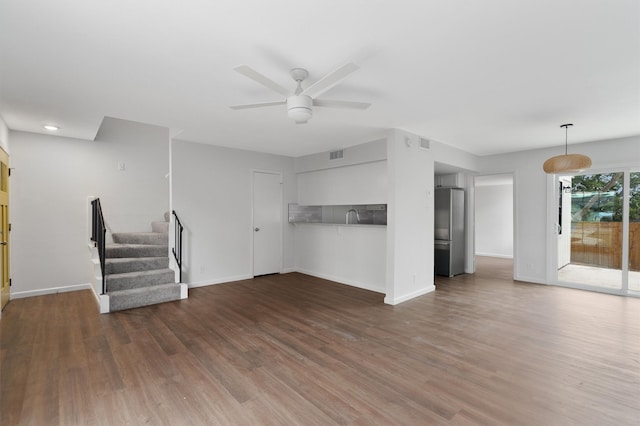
[[302, 62, 360, 99], [229, 100, 286, 110], [233, 65, 291, 97], [313, 99, 371, 110]]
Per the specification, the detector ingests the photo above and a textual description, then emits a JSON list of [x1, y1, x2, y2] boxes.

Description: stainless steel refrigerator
[[434, 187, 465, 276]]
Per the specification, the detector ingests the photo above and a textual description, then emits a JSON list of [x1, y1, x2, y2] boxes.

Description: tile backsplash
[[289, 204, 386, 225]]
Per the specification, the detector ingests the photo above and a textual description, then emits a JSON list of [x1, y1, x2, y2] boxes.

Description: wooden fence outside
[[571, 222, 640, 270]]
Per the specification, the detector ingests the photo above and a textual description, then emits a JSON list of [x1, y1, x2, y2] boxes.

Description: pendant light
[[543, 124, 592, 174]]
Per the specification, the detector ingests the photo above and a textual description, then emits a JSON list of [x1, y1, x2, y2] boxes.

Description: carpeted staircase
[[104, 213, 184, 311]]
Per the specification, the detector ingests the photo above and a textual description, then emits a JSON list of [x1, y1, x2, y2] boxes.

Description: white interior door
[[253, 171, 282, 276]]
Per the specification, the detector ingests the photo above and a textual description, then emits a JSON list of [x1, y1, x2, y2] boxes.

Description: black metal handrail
[[90, 198, 107, 294], [172, 210, 183, 283]]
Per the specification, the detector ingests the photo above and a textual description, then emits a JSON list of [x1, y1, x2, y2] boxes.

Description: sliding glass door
[[629, 172, 640, 293], [556, 170, 639, 295]]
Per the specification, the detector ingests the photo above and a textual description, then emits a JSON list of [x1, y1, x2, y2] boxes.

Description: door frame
[[250, 169, 283, 277], [546, 166, 637, 296], [0, 147, 10, 312], [471, 172, 516, 279]]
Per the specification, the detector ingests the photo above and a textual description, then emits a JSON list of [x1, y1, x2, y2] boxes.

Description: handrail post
[[172, 210, 183, 283], [90, 198, 107, 295]]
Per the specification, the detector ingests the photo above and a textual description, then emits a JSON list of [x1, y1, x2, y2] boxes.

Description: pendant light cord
[[561, 123, 573, 156]]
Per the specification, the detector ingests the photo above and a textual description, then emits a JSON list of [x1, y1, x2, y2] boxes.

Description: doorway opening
[[473, 173, 515, 279], [554, 171, 640, 295]]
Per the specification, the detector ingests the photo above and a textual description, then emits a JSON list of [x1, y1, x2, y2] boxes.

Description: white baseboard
[[188, 274, 253, 288], [179, 283, 188, 299], [294, 268, 385, 294], [384, 285, 435, 305], [281, 267, 296, 274], [476, 252, 513, 259], [99, 294, 109, 314], [513, 274, 547, 285], [11, 283, 92, 299]]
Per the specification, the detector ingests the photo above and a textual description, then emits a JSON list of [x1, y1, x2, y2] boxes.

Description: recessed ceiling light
[[43, 124, 59, 131]]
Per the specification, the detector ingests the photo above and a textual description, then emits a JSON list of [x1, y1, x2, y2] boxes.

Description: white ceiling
[[1, 0, 638, 158]]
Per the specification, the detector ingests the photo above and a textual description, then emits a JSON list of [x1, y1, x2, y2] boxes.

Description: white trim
[[188, 274, 252, 288], [513, 275, 548, 285], [281, 267, 296, 274], [384, 285, 435, 305], [179, 283, 188, 299], [294, 268, 385, 294], [11, 283, 91, 299], [475, 252, 513, 259], [99, 294, 109, 314]]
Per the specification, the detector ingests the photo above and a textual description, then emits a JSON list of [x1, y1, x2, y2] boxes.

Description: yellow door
[[0, 148, 9, 310]]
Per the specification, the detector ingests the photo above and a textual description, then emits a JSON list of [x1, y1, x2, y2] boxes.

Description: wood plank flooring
[[2, 256, 639, 425]]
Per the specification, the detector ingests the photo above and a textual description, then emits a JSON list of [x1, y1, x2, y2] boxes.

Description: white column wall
[[385, 129, 435, 304]]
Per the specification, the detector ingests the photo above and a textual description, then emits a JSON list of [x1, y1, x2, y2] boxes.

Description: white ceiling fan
[[230, 62, 371, 124]]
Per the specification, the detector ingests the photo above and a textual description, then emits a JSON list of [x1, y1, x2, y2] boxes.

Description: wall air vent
[[329, 149, 344, 160], [419, 138, 430, 150]]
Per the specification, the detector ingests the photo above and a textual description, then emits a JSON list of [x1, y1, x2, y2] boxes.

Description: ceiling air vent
[[419, 138, 430, 150], [329, 149, 344, 160]]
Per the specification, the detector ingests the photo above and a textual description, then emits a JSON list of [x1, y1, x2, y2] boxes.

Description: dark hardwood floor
[[2, 257, 639, 425]]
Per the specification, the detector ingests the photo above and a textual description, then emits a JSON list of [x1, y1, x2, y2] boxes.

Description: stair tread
[[108, 283, 182, 311], [106, 268, 174, 279], [106, 257, 169, 264], [109, 282, 180, 295], [107, 243, 168, 248], [112, 232, 167, 236]]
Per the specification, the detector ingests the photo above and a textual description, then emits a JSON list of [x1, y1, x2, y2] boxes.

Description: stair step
[[109, 283, 182, 312], [151, 221, 169, 234], [105, 257, 169, 274], [106, 244, 168, 258], [106, 268, 175, 292], [112, 232, 168, 245]]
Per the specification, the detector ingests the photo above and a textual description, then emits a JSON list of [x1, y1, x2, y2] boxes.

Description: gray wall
[[171, 139, 295, 286], [10, 119, 169, 297]]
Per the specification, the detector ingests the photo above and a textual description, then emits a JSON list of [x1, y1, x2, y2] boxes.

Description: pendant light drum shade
[[543, 153, 592, 173], [543, 124, 592, 174]]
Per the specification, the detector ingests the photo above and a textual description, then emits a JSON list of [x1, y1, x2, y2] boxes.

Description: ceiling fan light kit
[[543, 124, 592, 174], [287, 95, 312, 123], [231, 62, 370, 124]]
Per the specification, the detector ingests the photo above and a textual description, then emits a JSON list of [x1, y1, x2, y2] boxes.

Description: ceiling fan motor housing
[[287, 95, 313, 123]]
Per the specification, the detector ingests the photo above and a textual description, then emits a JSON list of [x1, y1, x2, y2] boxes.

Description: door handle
[[0, 241, 6, 245], [254, 227, 260, 232]]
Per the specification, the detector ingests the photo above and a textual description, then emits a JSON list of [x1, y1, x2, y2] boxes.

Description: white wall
[[294, 224, 386, 292], [10, 120, 170, 297], [478, 135, 640, 284], [385, 129, 435, 304], [292, 139, 388, 293], [475, 182, 513, 258], [0, 116, 9, 153], [295, 138, 387, 173], [171, 139, 295, 287], [297, 160, 387, 205]]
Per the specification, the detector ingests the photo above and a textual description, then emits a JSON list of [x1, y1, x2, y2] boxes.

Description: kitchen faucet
[[346, 208, 360, 224]]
